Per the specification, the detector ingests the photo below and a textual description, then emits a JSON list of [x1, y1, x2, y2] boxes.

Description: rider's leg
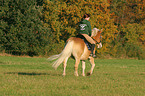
[[81, 34, 95, 44], [81, 34, 96, 57], [90, 44, 96, 57]]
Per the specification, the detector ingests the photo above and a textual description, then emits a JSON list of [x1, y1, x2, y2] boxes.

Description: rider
[[78, 14, 96, 57]]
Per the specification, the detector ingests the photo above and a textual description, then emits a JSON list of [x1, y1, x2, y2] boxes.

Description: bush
[[0, 0, 52, 56], [113, 23, 145, 59]]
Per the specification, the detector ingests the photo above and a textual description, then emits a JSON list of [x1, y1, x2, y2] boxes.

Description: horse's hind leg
[[74, 58, 80, 76], [87, 57, 95, 76], [82, 60, 86, 76], [62, 57, 69, 76]]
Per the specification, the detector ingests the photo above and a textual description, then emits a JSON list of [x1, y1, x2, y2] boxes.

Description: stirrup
[[90, 53, 96, 58]]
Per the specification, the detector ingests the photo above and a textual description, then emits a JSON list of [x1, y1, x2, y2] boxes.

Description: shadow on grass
[[5, 72, 61, 76], [0, 61, 6, 64]]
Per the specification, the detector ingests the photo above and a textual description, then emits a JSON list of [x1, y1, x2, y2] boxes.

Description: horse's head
[[91, 28, 103, 48]]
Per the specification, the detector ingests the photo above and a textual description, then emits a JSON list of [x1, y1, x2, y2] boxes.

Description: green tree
[[108, 0, 145, 59], [115, 24, 145, 59], [0, 0, 52, 56]]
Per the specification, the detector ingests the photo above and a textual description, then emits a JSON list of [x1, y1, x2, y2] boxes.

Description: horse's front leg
[[74, 58, 80, 76], [82, 60, 86, 76], [87, 57, 95, 76]]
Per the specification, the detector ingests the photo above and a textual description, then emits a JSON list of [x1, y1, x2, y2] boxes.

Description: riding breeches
[[81, 34, 95, 44]]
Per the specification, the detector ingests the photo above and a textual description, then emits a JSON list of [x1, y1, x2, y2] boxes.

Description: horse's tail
[[48, 40, 74, 69]]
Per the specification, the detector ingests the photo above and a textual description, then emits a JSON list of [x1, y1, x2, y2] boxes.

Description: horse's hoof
[[75, 74, 79, 76], [82, 74, 85, 76], [74, 73, 79, 76], [62, 73, 66, 76], [87, 72, 91, 76]]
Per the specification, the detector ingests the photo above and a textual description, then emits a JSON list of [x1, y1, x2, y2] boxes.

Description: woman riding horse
[[78, 14, 96, 57], [48, 14, 103, 76]]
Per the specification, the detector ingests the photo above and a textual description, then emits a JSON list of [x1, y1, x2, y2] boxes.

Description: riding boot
[[90, 44, 96, 58]]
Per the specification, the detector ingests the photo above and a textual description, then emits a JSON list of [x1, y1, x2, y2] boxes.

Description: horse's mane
[[91, 28, 100, 37]]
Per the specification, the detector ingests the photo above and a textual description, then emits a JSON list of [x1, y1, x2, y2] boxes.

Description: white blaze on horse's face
[[97, 43, 102, 48]]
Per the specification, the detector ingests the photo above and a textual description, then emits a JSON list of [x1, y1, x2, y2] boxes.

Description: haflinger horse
[[48, 28, 102, 76]]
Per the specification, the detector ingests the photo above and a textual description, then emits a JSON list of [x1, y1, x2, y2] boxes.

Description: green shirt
[[79, 19, 92, 36]]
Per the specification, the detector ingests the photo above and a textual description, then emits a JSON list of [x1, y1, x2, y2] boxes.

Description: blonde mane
[[91, 28, 100, 37]]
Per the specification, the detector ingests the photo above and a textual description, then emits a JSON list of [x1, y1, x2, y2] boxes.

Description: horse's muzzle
[[97, 43, 102, 48]]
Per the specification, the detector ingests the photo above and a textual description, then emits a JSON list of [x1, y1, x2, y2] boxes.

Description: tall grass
[[0, 56, 145, 96]]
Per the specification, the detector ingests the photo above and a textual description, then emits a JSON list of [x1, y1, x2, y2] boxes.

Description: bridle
[[92, 33, 102, 44]]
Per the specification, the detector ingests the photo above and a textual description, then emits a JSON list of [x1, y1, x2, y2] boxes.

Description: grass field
[[0, 56, 145, 96]]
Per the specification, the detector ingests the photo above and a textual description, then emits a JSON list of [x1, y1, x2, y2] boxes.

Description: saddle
[[76, 34, 92, 50]]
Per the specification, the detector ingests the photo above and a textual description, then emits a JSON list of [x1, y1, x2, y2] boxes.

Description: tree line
[[0, 0, 145, 59]]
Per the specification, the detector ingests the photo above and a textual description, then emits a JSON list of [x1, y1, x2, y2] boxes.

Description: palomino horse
[[48, 28, 102, 76]]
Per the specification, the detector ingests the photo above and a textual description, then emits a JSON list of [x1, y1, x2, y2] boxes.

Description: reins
[[92, 34, 102, 44], [92, 38, 101, 44]]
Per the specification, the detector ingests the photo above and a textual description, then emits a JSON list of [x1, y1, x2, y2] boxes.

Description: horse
[[48, 28, 102, 76]]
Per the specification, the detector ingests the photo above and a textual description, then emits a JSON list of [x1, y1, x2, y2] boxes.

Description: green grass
[[0, 56, 145, 96]]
